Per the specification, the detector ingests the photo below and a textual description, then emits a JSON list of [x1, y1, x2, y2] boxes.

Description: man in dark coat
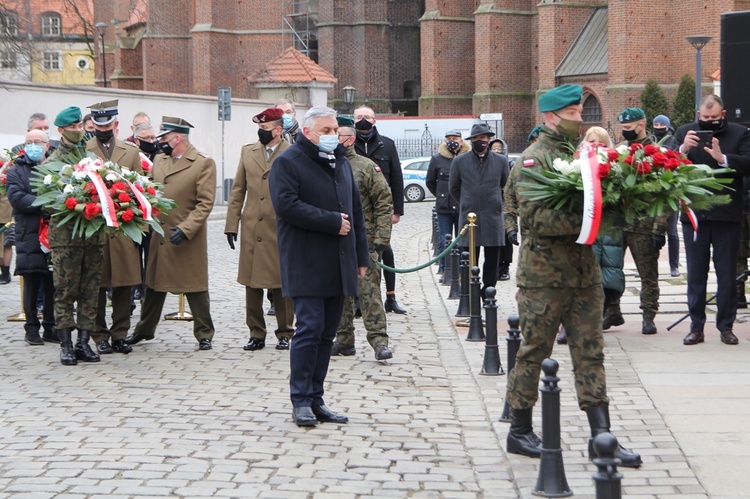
[[353, 106, 407, 314], [676, 94, 750, 346], [270, 106, 369, 427], [6, 129, 56, 346], [449, 123, 509, 295]]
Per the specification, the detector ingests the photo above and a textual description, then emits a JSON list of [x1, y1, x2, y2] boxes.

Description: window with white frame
[[42, 51, 61, 70], [41, 14, 61, 36], [0, 50, 17, 68], [0, 10, 18, 37]]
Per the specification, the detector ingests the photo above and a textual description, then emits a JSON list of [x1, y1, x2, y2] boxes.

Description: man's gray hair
[[275, 99, 295, 111], [28, 112, 48, 129], [302, 106, 337, 129], [134, 122, 154, 133]]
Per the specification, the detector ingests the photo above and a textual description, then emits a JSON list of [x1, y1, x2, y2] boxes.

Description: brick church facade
[[95, 0, 748, 151]]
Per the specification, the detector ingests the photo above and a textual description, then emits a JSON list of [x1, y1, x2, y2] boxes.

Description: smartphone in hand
[[694, 130, 714, 149]]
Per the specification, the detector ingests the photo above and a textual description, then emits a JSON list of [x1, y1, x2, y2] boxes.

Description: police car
[[401, 156, 434, 203]]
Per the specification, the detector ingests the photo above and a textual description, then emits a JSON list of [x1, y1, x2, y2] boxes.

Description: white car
[[401, 156, 435, 203]]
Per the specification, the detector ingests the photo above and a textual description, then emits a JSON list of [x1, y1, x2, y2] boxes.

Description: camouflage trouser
[[623, 231, 660, 318], [737, 213, 750, 274], [52, 244, 104, 331], [506, 285, 609, 411], [336, 255, 388, 348]]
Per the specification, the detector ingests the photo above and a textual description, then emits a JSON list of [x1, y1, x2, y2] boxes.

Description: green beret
[[337, 116, 354, 127], [617, 107, 646, 123], [527, 125, 542, 142], [54, 106, 82, 127], [538, 84, 583, 113]]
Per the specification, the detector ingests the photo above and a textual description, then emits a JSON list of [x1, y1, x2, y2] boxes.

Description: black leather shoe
[[720, 330, 739, 345], [292, 407, 318, 427], [96, 340, 114, 354], [374, 345, 393, 361], [683, 331, 704, 345], [384, 295, 407, 314], [312, 405, 349, 424], [25, 331, 44, 345], [267, 306, 276, 316], [112, 339, 132, 354], [243, 337, 265, 351], [331, 342, 356, 356], [42, 329, 60, 343], [499, 272, 511, 281], [199, 339, 212, 350], [124, 331, 154, 345], [276, 337, 290, 350]]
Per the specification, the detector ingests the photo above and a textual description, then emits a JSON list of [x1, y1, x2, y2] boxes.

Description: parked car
[[401, 156, 434, 203]]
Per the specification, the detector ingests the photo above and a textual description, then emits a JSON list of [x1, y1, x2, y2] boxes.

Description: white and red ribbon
[[575, 142, 603, 245], [681, 200, 699, 241], [86, 170, 119, 228], [121, 177, 153, 221]]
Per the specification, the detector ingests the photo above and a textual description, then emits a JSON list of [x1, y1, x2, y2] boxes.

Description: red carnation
[[665, 149, 679, 159], [629, 143, 644, 153], [636, 161, 652, 175], [624, 155, 635, 165], [152, 208, 161, 217], [644, 144, 660, 156], [118, 192, 131, 203], [598, 162, 611, 178], [91, 194, 100, 203], [141, 159, 151, 172], [652, 153, 668, 167], [121, 209, 135, 222], [147, 186, 156, 195], [666, 158, 682, 170], [135, 184, 145, 193], [83, 203, 100, 220], [681, 157, 692, 165], [84, 182, 95, 193], [65, 197, 78, 210], [607, 149, 620, 162], [112, 181, 127, 191]]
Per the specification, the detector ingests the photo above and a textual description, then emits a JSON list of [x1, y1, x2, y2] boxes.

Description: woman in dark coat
[[6, 133, 56, 345]]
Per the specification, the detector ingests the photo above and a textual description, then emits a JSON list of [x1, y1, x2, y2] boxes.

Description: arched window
[[582, 94, 602, 125], [41, 12, 62, 37]]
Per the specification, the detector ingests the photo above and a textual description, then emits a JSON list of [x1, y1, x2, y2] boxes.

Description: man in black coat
[[353, 106, 407, 314], [270, 106, 369, 427], [6, 129, 56, 346], [676, 94, 750, 346]]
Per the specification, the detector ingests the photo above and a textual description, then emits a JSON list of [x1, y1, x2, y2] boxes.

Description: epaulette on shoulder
[[198, 152, 209, 158], [123, 140, 138, 148]]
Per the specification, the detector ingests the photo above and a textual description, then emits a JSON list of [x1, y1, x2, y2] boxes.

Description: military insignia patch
[[523, 159, 534, 167]]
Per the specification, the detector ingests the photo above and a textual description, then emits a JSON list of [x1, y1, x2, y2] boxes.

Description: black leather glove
[[507, 230, 519, 246], [372, 242, 389, 254], [226, 232, 237, 250], [651, 234, 666, 251], [169, 226, 187, 246]]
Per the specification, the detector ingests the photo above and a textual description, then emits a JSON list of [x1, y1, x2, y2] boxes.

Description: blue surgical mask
[[25, 143, 45, 162], [283, 114, 293, 129], [317, 134, 339, 153]]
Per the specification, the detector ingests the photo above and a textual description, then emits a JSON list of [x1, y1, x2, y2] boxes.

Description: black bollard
[[499, 314, 521, 422], [592, 433, 623, 499], [532, 358, 572, 498], [448, 246, 461, 299], [480, 287, 504, 375], [455, 251, 470, 316], [442, 234, 453, 287], [432, 207, 438, 257], [465, 266, 486, 342]]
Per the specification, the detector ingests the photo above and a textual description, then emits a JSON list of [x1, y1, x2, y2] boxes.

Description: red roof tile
[[250, 47, 338, 84]]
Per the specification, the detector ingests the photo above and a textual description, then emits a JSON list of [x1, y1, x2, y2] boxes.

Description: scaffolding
[[281, 0, 318, 62]]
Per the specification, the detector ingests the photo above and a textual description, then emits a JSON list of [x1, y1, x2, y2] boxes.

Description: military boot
[[602, 312, 624, 331], [738, 283, 747, 309], [506, 407, 542, 458], [384, 294, 407, 314], [586, 404, 642, 468], [74, 330, 101, 362], [42, 328, 60, 343], [641, 312, 657, 335], [59, 328, 77, 366]]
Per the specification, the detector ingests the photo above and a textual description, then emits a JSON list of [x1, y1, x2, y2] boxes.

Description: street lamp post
[[686, 35, 712, 121], [95, 21, 108, 88], [343, 85, 356, 116]]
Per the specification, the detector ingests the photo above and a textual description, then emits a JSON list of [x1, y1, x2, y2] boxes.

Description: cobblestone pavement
[[1, 200, 745, 498]]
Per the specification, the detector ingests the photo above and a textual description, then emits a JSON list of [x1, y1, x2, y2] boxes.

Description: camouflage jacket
[[345, 146, 393, 248], [504, 125, 601, 288]]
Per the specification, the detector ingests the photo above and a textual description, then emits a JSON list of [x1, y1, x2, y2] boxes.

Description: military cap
[[538, 84, 583, 113], [88, 99, 119, 125], [253, 107, 284, 124], [445, 129, 462, 138], [337, 116, 355, 127], [618, 107, 646, 123], [653, 114, 670, 127], [466, 123, 495, 139], [156, 116, 194, 138], [527, 124, 542, 142], [54, 106, 83, 127]]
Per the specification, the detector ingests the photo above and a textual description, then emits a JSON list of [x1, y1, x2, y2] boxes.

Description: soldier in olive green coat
[[503, 85, 641, 468], [332, 118, 394, 361]]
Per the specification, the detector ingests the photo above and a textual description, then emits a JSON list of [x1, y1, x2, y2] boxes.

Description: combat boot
[[506, 407, 542, 458], [384, 294, 407, 314], [586, 404, 642, 468], [59, 328, 77, 366], [641, 313, 657, 335], [738, 283, 747, 309], [42, 328, 60, 343], [602, 312, 624, 331], [74, 330, 101, 362]]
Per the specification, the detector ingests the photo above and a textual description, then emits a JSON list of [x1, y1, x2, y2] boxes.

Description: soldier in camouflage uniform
[[44, 106, 104, 366], [332, 117, 394, 361], [503, 85, 641, 468]]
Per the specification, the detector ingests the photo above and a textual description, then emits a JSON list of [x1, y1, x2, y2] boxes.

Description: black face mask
[[94, 129, 114, 142], [138, 139, 158, 154], [446, 140, 460, 154], [622, 129, 638, 141], [160, 141, 174, 156], [355, 119, 373, 132], [652, 128, 667, 138], [472, 140, 489, 154], [698, 118, 726, 132], [83, 131, 95, 141], [258, 128, 275, 145]]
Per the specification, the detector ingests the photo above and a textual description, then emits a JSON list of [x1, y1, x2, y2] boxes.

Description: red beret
[[253, 107, 284, 124]]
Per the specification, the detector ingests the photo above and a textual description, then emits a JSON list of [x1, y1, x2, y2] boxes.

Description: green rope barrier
[[373, 227, 467, 273]]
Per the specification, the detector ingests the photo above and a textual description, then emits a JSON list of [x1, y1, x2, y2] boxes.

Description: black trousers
[[23, 272, 54, 334], [382, 246, 396, 292], [498, 233, 514, 269], [462, 245, 501, 293], [682, 220, 740, 333]]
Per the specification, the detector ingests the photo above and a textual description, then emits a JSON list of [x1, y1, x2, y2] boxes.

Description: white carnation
[[616, 144, 629, 155], [105, 173, 118, 182], [552, 158, 575, 176], [73, 171, 87, 180], [63, 184, 75, 194], [43, 174, 52, 185]]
